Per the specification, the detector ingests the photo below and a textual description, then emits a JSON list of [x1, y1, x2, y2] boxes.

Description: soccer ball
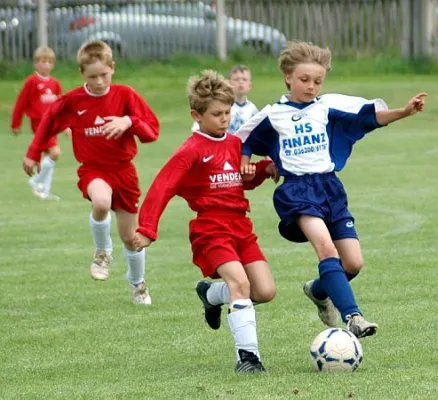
[[310, 328, 363, 372]]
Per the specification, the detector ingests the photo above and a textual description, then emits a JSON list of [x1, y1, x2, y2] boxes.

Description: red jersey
[[137, 131, 271, 240], [11, 73, 62, 129], [26, 84, 160, 169]]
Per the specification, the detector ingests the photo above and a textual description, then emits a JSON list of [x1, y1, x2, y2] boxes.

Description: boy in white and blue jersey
[[192, 64, 258, 134], [238, 41, 426, 338]]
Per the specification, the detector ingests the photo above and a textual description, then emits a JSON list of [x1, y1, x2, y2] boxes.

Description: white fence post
[[421, 0, 435, 57], [216, 0, 227, 61], [401, 0, 412, 58], [402, 0, 435, 59], [37, 0, 48, 48]]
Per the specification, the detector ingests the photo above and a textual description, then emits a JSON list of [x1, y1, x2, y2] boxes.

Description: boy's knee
[[48, 146, 61, 161], [92, 198, 111, 217], [252, 285, 276, 304], [343, 258, 363, 274], [228, 278, 251, 299]]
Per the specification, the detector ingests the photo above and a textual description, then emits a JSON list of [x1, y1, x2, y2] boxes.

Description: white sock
[[42, 164, 54, 194], [207, 282, 230, 305], [89, 212, 113, 252], [125, 246, 145, 286], [227, 299, 259, 361], [35, 156, 55, 191]]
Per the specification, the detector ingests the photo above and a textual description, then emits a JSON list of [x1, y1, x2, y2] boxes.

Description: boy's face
[[34, 58, 54, 77], [81, 61, 114, 95], [191, 100, 232, 137], [229, 70, 252, 98], [286, 63, 326, 103]]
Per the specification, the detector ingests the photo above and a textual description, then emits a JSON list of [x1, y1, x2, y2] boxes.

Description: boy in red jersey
[[133, 70, 277, 372], [11, 47, 64, 200], [23, 40, 160, 305]]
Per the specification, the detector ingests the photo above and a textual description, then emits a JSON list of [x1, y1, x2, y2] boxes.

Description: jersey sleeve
[[25, 96, 71, 161], [322, 93, 388, 113], [328, 103, 383, 142], [137, 144, 196, 241], [237, 106, 277, 158], [243, 159, 272, 190], [56, 80, 63, 95], [11, 77, 33, 129], [125, 89, 160, 143]]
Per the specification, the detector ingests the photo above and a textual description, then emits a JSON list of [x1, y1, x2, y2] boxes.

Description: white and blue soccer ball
[[310, 328, 363, 372]]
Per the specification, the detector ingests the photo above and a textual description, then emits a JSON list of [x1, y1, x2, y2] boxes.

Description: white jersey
[[192, 100, 258, 134], [237, 94, 387, 175]]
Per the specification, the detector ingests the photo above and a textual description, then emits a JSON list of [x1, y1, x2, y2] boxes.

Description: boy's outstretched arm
[[135, 147, 194, 247], [376, 92, 427, 126]]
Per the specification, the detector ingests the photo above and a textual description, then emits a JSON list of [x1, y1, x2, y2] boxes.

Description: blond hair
[[279, 40, 332, 75], [229, 64, 251, 78], [33, 47, 56, 63], [76, 40, 113, 72], [187, 70, 234, 114]]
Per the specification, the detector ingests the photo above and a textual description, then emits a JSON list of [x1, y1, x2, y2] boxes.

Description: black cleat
[[196, 280, 223, 330], [235, 350, 266, 373]]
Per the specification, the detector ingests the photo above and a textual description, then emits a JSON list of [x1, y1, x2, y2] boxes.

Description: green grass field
[[0, 60, 437, 399]]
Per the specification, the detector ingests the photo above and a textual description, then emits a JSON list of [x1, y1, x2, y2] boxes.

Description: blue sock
[[310, 278, 328, 300], [311, 266, 359, 300], [318, 257, 361, 322]]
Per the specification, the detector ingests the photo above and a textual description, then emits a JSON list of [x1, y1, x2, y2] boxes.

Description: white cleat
[[132, 281, 152, 305], [28, 177, 44, 191], [28, 178, 60, 200], [90, 249, 112, 280], [34, 192, 61, 201]]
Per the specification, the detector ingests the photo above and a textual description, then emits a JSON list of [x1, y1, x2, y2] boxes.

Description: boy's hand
[[23, 157, 40, 176], [265, 162, 280, 183], [102, 116, 132, 140], [12, 128, 21, 135], [240, 163, 256, 182], [403, 92, 427, 116], [133, 232, 152, 251], [64, 128, 72, 137]]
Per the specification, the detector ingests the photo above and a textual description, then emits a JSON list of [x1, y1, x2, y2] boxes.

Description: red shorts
[[30, 119, 57, 151], [77, 163, 141, 214], [189, 214, 266, 279]]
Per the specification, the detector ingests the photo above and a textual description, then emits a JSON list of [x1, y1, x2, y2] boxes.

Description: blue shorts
[[273, 172, 358, 243]]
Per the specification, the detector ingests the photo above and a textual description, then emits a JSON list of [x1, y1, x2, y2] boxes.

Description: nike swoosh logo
[[77, 110, 87, 115], [203, 155, 214, 162]]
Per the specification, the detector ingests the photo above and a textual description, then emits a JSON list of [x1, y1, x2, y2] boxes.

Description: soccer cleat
[[346, 314, 378, 338], [28, 178, 60, 200], [131, 281, 152, 305], [196, 280, 222, 330], [303, 280, 339, 327], [235, 350, 266, 373], [90, 249, 112, 280], [35, 192, 61, 201], [28, 178, 44, 195]]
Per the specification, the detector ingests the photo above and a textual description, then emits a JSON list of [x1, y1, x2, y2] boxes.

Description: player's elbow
[[139, 127, 159, 143]]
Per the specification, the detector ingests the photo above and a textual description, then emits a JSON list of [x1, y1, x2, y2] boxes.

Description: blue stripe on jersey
[[327, 103, 382, 171], [241, 117, 289, 177]]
